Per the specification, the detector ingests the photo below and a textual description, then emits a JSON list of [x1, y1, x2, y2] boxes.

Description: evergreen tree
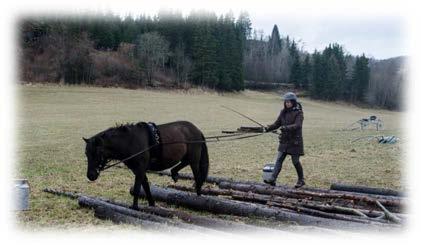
[[310, 50, 326, 99], [350, 54, 370, 102], [268, 25, 282, 55], [290, 55, 301, 88], [301, 54, 311, 89]]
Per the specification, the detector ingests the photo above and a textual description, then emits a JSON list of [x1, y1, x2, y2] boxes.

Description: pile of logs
[[152, 171, 406, 229], [43, 172, 405, 232], [43, 188, 278, 233]]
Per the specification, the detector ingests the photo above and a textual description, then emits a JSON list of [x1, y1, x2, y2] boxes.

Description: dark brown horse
[[83, 121, 209, 209]]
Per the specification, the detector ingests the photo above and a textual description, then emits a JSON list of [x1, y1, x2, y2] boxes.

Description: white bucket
[[262, 164, 275, 182], [14, 179, 30, 211]]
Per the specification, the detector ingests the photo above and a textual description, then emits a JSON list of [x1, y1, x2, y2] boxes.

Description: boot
[[264, 179, 276, 186], [295, 179, 305, 188], [292, 156, 305, 188], [264, 152, 286, 186]]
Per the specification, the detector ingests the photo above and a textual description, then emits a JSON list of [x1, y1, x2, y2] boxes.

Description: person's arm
[[266, 112, 282, 132], [284, 111, 303, 131]]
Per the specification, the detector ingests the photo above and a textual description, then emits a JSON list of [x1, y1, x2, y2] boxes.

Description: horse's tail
[[199, 134, 209, 185]]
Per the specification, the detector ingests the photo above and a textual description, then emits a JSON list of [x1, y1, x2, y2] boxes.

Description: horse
[[83, 121, 209, 210]]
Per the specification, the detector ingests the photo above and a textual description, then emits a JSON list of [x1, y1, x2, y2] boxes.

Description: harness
[[146, 122, 162, 163], [98, 129, 268, 171]]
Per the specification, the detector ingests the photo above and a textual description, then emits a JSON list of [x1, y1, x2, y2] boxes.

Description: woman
[[264, 92, 305, 188]]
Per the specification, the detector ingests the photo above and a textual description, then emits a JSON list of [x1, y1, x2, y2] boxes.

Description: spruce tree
[[290, 55, 302, 88], [301, 54, 311, 89]]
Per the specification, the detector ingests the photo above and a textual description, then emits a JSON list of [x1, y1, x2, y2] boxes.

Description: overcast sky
[[13, 0, 408, 60], [249, 14, 407, 60]]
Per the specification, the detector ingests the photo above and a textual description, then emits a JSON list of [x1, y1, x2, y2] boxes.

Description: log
[[266, 202, 373, 224], [78, 196, 201, 230], [154, 172, 405, 202], [43, 188, 81, 199], [330, 183, 404, 197], [94, 205, 180, 231], [218, 181, 403, 211], [154, 170, 233, 185], [44, 188, 267, 233], [169, 184, 393, 224], [139, 185, 397, 230], [375, 200, 402, 224]]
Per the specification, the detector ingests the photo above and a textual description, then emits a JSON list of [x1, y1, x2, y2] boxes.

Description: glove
[[279, 126, 287, 131]]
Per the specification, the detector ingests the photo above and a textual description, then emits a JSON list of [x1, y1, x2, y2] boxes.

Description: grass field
[[16, 84, 405, 229]]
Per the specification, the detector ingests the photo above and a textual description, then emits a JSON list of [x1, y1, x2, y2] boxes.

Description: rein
[[100, 132, 267, 171]]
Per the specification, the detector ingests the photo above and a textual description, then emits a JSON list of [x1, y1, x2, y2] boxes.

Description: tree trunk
[[217, 181, 404, 212], [169, 184, 395, 224], [138, 185, 397, 230], [94, 205, 182, 231], [330, 183, 404, 197], [44, 188, 266, 233]]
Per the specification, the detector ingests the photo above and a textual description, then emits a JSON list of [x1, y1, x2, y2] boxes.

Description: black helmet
[[282, 92, 297, 101]]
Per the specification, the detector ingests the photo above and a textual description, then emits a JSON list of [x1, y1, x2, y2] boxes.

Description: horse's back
[[158, 120, 203, 139], [148, 120, 204, 171]]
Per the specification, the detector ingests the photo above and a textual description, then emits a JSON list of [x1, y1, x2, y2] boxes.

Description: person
[[264, 92, 305, 188]]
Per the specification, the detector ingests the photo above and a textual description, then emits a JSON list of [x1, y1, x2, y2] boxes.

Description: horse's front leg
[[130, 173, 144, 211], [141, 175, 155, 206]]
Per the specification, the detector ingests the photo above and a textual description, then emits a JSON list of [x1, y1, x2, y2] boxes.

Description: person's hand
[[263, 127, 268, 132], [279, 126, 286, 131]]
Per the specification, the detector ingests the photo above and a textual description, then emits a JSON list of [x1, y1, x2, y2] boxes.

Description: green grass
[[16, 84, 405, 228]]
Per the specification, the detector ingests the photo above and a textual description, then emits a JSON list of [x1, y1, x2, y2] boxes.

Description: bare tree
[[136, 32, 170, 85], [368, 57, 406, 110]]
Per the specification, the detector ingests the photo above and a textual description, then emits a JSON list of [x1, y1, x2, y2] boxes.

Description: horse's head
[[83, 136, 107, 181]]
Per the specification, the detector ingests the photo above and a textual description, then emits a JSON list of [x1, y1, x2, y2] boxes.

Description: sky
[[250, 15, 407, 60], [9, 0, 408, 60], [93, 0, 409, 60], [113, 7, 407, 60]]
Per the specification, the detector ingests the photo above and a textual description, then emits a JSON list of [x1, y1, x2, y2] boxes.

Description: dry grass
[[16, 84, 405, 228]]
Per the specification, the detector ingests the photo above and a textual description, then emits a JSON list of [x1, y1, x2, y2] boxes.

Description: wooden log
[[330, 183, 404, 197], [154, 172, 405, 202], [169, 184, 394, 224], [217, 181, 403, 210], [78, 196, 196, 229], [266, 202, 373, 224], [44, 188, 267, 233], [94, 205, 179, 231], [139, 185, 397, 230], [43, 188, 81, 199], [375, 200, 402, 224]]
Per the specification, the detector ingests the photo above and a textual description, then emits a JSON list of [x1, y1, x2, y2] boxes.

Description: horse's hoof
[[171, 172, 179, 183], [130, 205, 140, 211]]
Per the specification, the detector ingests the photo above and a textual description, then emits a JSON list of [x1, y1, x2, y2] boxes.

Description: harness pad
[[146, 122, 162, 162]]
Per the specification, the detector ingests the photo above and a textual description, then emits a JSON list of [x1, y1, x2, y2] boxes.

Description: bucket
[[262, 164, 275, 182], [14, 179, 30, 211]]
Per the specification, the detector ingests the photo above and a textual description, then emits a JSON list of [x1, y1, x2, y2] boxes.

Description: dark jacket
[[267, 103, 304, 155]]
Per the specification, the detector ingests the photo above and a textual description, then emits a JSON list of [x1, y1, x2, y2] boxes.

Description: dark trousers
[[270, 151, 304, 182]]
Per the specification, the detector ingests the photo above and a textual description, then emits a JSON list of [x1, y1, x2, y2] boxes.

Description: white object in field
[[262, 164, 275, 182], [14, 179, 30, 211]]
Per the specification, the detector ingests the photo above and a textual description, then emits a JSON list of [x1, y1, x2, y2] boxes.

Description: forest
[[19, 10, 406, 109]]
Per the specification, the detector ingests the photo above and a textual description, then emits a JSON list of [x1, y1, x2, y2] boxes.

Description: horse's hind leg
[[170, 159, 189, 182], [188, 152, 203, 196]]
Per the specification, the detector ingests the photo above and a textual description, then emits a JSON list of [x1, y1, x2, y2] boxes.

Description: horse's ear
[[93, 136, 104, 146], [82, 137, 89, 143]]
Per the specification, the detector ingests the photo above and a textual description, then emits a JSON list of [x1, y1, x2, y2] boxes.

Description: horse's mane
[[92, 122, 146, 139]]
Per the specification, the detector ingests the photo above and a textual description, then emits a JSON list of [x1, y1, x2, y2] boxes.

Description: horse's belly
[[148, 159, 180, 171]]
